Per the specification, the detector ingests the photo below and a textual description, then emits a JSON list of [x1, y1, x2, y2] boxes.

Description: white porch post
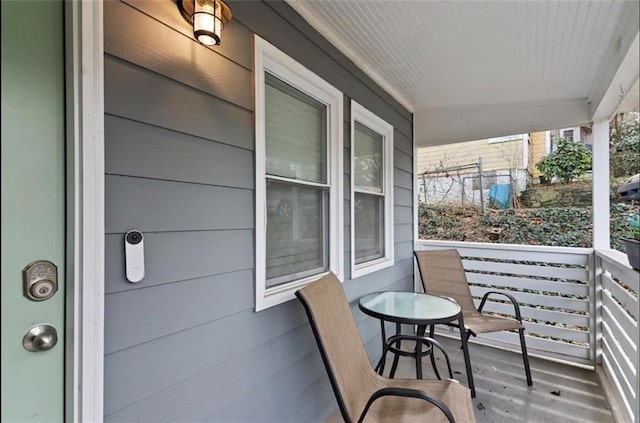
[[592, 119, 610, 250], [591, 119, 609, 367]]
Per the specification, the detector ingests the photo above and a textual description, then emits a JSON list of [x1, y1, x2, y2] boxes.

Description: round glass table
[[359, 291, 473, 386]]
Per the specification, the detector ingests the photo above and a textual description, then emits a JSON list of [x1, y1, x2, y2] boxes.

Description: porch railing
[[596, 249, 639, 423], [414, 240, 639, 422], [415, 240, 596, 365]]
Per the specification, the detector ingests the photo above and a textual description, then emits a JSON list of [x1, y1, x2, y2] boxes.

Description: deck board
[[325, 336, 615, 423]]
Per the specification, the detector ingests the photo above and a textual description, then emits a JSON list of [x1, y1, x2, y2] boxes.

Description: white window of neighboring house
[[350, 101, 394, 278], [488, 134, 523, 143], [550, 127, 581, 153], [560, 127, 581, 143], [254, 35, 343, 311]]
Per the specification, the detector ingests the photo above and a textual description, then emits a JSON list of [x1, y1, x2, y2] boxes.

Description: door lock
[[23, 260, 58, 301]]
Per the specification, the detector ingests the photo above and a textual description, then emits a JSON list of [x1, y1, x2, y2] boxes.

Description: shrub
[[535, 138, 592, 184], [626, 212, 640, 240]]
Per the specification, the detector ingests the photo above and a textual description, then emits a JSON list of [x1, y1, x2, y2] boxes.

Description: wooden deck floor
[[387, 336, 614, 423]]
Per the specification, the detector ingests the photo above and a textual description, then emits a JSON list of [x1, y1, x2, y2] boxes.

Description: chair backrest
[[414, 249, 477, 314], [296, 273, 377, 423]]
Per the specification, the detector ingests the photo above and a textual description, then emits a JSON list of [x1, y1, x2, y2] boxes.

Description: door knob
[[23, 324, 58, 352]]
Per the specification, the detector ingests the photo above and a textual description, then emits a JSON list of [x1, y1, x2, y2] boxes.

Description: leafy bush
[[626, 212, 640, 240], [535, 138, 592, 184], [611, 113, 639, 152], [419, 202, 638, 251]]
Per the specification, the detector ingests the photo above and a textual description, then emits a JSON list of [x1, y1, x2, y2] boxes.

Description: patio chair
[[296, 273, 476, 423], [414, 249, 533, 390]]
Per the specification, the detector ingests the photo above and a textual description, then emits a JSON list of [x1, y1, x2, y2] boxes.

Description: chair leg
[[519, 328, 533, 386], [458, 315, 476, 398], [460, 331, 471, 349]]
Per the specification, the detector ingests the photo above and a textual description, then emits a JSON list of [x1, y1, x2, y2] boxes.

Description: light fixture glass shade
[[193, 0, 223, 46]]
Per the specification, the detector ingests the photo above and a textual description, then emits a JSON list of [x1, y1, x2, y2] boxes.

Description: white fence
[[597, 249, 639, 423], [415, 240, 640, 422]]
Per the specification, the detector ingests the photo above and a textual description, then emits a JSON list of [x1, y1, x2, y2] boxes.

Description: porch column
[[592, 119, 610, 250]]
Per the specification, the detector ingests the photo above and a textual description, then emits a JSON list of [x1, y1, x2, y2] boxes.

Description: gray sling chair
[[296, 273, 476, 423], [414, 249, 533, 398]]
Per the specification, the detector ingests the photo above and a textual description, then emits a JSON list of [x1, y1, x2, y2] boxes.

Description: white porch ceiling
[[286, 0, 640, 146]]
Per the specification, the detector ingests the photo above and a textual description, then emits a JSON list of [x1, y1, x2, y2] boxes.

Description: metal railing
[[596, 249, 639, 423], [415, 240, 640, 422]]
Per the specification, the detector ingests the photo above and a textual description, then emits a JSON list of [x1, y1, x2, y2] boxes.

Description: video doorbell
[[125, 229, 145, 283]]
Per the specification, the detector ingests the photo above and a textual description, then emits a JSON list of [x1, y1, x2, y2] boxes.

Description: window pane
[[265, 72, 327, 183], [562, 130, 574, 141], [266, 180, 328, 287], [354, 122, 383, 191], [354, 192, 384, 264]]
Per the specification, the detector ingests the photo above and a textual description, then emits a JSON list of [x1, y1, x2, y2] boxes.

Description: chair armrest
[[357, 387, 455, 423], [477, 291, 522, 321]]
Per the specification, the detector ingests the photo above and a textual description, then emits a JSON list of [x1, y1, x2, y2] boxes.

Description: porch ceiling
[[286, 0, 640, 146]]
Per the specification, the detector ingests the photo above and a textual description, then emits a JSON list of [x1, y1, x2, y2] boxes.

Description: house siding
[[530, 131, 548, 177], [103, 1, 414, 422], [416, 137, 529, 206], [417, 137, 524, 175]]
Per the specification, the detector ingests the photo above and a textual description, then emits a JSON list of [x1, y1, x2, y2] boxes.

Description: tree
[[610, 112, 640, 177], [535, 137, 592, 184]]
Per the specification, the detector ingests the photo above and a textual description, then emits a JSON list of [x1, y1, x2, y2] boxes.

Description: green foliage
[[419, 202, 638, 251], [611, 113, 640, 152], [610, 113, 640, 177], [626, 212, 640, 240], [535, 138, 592, 184]]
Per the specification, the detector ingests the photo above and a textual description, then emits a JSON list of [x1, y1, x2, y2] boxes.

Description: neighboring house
[[417, 134, 531, 206], [418, 126, 594, 206], [530, 126, 594, 178]]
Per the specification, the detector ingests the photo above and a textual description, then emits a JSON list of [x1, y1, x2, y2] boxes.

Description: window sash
[[354, 192, 385, 264], [265, 72, 328, 184], [353, 122, 383, 193], [265, 178, 329, 287], [350, 100, 394, 279], [254, 35, 343, 311]]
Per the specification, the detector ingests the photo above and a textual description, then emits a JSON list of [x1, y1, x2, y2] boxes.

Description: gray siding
[[103, 0, 414, 421]]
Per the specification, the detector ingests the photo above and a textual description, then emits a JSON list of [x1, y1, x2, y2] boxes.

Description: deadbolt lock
[[23, 260, 58, 301]]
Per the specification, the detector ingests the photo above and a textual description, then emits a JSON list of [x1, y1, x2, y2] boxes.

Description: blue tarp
[[489, 184, 511, 209]]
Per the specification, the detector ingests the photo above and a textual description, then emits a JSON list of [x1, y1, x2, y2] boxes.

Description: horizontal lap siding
[[103, 1, 413, 421]]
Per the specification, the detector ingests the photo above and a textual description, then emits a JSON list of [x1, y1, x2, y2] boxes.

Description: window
[[560, 127, 580, 143], [562, 129, 575, 141], [350, 101, 394, 278], [254, 36, 343, 311], [549, 127, 581, 153]]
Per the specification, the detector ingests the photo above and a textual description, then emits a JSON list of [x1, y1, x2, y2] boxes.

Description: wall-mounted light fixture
[[178, 0, 232, 46]]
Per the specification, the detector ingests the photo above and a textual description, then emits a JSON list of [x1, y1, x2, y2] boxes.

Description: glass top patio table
[[358, 291, 474, 395], [358, 291, 461, 325]]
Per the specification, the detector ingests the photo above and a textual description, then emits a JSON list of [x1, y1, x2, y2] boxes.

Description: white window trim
[[545, 130, 552, 154], [522, 133, 530, 170], [488, 134, 525, 144], [350, 100, 394, 279], [559, 127, 581, 142], [254, 35, 343, 311]]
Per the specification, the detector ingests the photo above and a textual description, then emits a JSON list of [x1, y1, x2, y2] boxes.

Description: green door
[[1, 1, 66, 422]]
